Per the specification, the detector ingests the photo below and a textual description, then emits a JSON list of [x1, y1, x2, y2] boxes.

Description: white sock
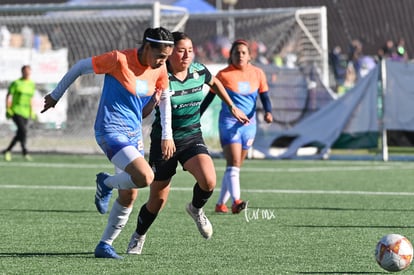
[[100, 200, 132, 245], [105, 171, 136, 189], [227, 166, 240, 203], [217, 167, 231, 205]]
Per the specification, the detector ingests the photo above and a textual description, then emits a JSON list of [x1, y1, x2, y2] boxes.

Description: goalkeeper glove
[[6, 108, 13, 119]]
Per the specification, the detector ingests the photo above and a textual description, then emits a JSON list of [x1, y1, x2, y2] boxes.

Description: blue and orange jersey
[[215, 63, 268, 122], [92, 48, 169, 135]]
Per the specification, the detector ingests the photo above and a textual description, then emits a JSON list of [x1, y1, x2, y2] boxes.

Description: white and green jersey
[[151, 62, 212, 146]]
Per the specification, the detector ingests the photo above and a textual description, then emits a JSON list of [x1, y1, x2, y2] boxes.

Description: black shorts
[[149, 135, 210, 181]]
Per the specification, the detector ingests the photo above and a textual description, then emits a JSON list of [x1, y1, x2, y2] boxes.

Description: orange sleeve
[[91, 51, 118, 74]]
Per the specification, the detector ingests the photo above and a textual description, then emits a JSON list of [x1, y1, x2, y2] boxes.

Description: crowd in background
[[2, 23, 411, 98], [329, 37, 409, 96], [194, 35, 270, 66]]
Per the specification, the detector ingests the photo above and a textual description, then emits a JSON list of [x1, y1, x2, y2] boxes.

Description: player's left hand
[[264, 112, 273, 123]]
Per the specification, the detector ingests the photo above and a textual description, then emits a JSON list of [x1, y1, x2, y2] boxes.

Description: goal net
[[0, 3, 329, 155], [0, 2, 188, 154]]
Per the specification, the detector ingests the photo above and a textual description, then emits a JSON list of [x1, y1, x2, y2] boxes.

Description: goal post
[[188, 7, 329, 87], [295, 6, 329, 87]]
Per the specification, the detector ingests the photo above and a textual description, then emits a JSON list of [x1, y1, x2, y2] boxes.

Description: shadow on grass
[[288, 224, 414, 229], [0, 208, 93, 213], [0, 252, 92, 258], [297, 272, 384, 274], [255, 206, 414, 212]]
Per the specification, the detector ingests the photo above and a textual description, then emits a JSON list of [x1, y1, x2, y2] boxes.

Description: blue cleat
[[95, 172, 113, 214], [94, 241, 123, 259]]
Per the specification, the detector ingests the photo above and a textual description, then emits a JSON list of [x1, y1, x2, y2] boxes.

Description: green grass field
[[1, 154, 414, 274]]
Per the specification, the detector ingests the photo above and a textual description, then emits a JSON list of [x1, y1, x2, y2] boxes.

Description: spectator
[[337, 63, 356, 96], [377, 39, 395, 60], [392, 37, 408, 62], [347, 38, 363, 77], [329, 45, 347, 86]]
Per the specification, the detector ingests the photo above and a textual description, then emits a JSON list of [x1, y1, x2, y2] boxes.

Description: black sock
[[136, 203, 157, 236], [191, 183, 213, 209]]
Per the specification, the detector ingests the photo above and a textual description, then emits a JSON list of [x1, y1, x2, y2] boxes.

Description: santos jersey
[[92, 48, 169, 136], [151, 62, 212, 146], [215, 63, 268, 124]]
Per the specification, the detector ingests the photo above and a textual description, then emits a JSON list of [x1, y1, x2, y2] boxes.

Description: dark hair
[[172, 31, 190, 45], [142, 27, 174, 49], [228, 39, 249, 64], [21, 65, 30, 72], [166, 32, 192, 71]]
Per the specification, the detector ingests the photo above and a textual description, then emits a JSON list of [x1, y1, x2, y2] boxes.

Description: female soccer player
[[201, 39, 273, 214], [126, 32, 249, 255], [41, 27, 175, 259]]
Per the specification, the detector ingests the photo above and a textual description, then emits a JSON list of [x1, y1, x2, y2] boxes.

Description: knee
[[206, 182, 216, 192], [143, 171, 155, 187], [199, 177, 216, 192], [132, 170, 154, 188]]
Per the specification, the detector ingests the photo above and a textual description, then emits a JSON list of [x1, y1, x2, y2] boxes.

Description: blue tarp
[[254, 65, 380, 159], [173, 0, 216, 13]]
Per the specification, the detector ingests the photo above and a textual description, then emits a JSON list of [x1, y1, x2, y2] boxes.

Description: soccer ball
[[375, 234, 413, 272]]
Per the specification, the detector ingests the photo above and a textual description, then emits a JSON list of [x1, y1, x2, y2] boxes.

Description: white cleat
[[126, 232, 146, 255], [185, 203, 213, 239]]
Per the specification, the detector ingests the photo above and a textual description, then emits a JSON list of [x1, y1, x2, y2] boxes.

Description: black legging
[[6, 114, 29, 155]]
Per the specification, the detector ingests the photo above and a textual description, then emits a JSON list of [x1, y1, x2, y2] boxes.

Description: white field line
[[2, 162, 414, 196], [1, 185, 414, 196], [2, 161, 414, 172]]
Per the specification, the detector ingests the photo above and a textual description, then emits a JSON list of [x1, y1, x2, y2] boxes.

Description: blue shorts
[[95, 132, 144, 171], [219, 118, 256, 150]]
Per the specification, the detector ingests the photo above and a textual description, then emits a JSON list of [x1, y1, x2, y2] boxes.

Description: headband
[[233, 39, 249, 46], [145, 37, 174, 45]]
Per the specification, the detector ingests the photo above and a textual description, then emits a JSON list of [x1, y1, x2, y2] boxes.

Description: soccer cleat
[[126, 232, 146, 255], [24, 154, 33, 161], [186, 203, 213, 239], [215, 203, 228, 213], [232, 200, 247, 214], [95, 172, 113, 214], [4, 151, 11, 162], [94, 241, 123, 259]]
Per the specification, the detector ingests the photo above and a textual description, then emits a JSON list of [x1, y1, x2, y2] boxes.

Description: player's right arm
[[41, 58, 94, 113], [159, 89, 175, 160]]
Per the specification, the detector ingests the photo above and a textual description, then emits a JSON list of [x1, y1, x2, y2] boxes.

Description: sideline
[[1, 161, 414, 172]]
